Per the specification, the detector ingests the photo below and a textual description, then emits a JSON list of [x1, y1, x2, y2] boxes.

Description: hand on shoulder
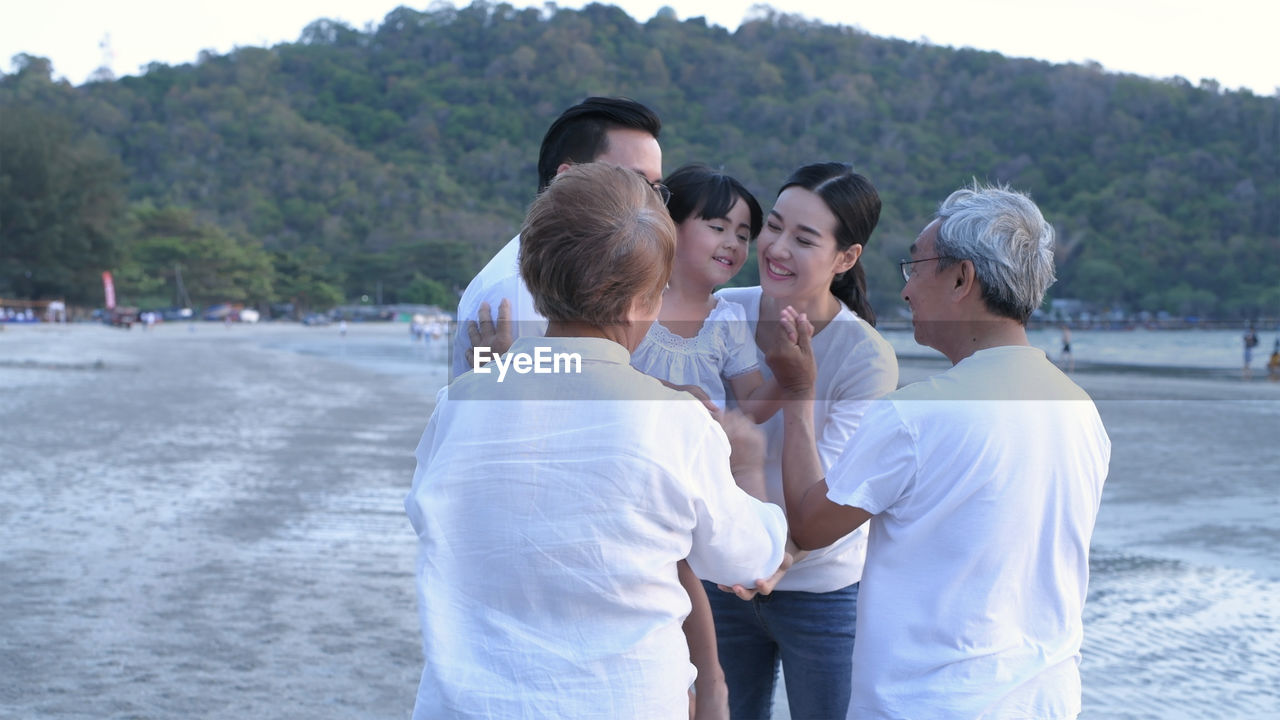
[[466, 298, 513, 364]]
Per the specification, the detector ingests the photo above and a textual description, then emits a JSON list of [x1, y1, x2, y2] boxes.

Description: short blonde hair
[[520, 163, 675, 326]]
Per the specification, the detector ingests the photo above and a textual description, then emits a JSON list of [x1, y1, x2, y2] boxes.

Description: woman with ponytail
[[710, 162, 898, 719]]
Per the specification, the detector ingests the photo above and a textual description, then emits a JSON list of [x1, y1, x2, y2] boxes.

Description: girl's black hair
[[778, 162, 881, 326], [663, 164, 763, 240]]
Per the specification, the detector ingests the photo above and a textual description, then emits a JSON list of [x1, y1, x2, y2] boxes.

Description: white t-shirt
[[630, 296, 759, 411], [826, 345, 1111, 720], [450, 235, 547, 379], [717, 286, 899, 592], [407, 336, 789, 720]]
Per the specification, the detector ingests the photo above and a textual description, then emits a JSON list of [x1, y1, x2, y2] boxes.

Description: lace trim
[[646, 297, 737, 351]]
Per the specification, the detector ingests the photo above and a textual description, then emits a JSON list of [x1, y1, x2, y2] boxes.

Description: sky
[[2, 0, 1276, 95]]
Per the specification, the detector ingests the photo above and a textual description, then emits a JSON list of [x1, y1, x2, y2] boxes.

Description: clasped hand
[[763, 306, 817, 398]]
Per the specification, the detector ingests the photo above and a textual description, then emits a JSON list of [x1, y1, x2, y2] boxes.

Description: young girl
[[631, 164, 783, 422], [461, 163, 781, 719]]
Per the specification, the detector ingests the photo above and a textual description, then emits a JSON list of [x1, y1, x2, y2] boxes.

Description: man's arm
[[779, 396, 872, 550], [768, 308, 873, 550]]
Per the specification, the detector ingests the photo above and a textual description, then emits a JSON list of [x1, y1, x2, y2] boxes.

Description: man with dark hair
[[450, 97, 665, 379], [443, 97, 742, 718], [771, 184, 1111, 719]]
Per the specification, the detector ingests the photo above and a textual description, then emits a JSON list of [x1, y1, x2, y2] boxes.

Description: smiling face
[[757, 187, 860, 307], [672, 197, 753, 289]]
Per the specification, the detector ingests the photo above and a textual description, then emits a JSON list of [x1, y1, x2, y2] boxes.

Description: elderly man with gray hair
[[767, 183, 1112, 719]]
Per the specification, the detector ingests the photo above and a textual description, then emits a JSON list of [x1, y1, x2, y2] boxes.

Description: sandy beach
[[2, 322, 1278, 719], [1, 323, 437, 719]]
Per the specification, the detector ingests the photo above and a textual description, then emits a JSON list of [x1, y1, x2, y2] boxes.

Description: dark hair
[[778, 163, 881, 326], [536, 97, 662, 193], [520, 163, 675, 327], [663, 164, 763, 240]]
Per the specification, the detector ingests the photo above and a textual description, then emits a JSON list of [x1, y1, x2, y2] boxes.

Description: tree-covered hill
[[2, 1, 1277, 319]]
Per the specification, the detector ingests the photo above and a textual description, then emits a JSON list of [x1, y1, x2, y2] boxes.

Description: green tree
[[0, 102, 124, 303], [116, 206, 274, 307], [1070, 258, 1128, 305], [1162, 283, 1218, 318], [272, 247, 346, 314], [5, 3, 1278, 319], [400, 272, 454, 307]]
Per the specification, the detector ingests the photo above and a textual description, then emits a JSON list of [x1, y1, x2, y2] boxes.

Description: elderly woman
[[404, 163, 789, 720]]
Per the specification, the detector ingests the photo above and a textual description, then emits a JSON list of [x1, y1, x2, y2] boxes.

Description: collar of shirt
[[508, 335, 632, 366]]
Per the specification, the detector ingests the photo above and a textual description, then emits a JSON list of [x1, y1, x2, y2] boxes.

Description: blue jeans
[[703, 580, 858, 720]]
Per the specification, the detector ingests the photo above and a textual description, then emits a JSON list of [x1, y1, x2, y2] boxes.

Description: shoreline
[[6, 321, 1278, 384], [895, 350, 1279, 382], [876, 319, 1280, 332]]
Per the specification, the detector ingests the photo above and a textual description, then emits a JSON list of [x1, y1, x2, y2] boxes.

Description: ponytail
[[831, 263, 876, 327]]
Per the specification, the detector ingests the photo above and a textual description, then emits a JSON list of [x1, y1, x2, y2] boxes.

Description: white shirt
[[407, 336, 789, 720], [450, 235, 547, 379], [826, 346, 1111, 719], [717, 286, 899, 592], [630, 296, 759, 411]]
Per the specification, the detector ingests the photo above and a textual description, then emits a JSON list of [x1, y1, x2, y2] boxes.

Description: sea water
[[882, 326, 1279, 373], [296, 323, 1280, 718]]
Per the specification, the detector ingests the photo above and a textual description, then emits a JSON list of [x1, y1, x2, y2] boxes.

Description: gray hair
[[935, 183, 1056, 323]]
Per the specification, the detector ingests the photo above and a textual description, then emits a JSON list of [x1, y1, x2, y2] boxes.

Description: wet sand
[[1069, 369, 1280, 719], [1, 323, 437, 719], [2, 323, 1277, 718]]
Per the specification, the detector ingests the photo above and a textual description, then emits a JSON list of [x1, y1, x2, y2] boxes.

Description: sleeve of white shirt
[[825, 399, 916, 516], [683, 422, 788, 585], [722, 301, 759, 379], [449, 326, 472, 381], [450, 292, 481, 380], [816, 340, 899, 471], [405, 388, 449, 535]]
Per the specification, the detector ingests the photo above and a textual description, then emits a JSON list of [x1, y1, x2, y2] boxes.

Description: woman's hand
[[717, 548, 795, 600], [764, 306, 817, 399]]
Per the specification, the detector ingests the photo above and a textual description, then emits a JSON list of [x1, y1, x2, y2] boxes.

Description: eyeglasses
[[628, 169, 671, 205], [899, 256, 948, 282], [650, 181, 671, 206]]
